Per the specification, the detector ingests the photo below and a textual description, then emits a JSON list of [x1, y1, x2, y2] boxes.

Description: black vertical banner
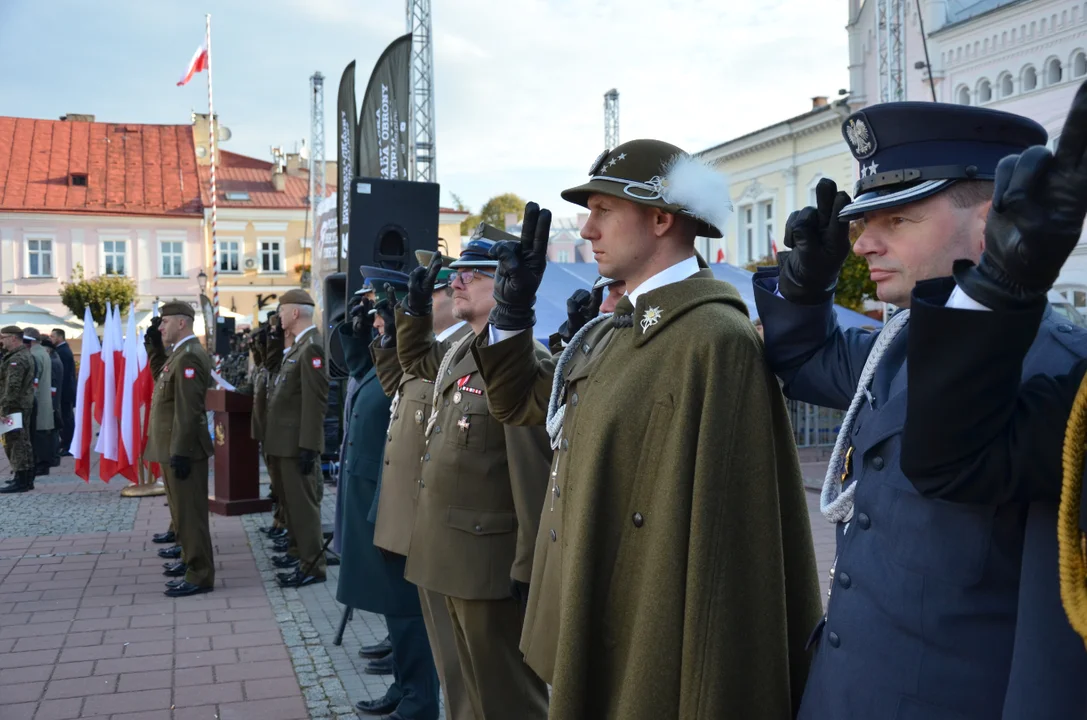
[[336, 61, 357, 273], [358, 33, 412, 180]]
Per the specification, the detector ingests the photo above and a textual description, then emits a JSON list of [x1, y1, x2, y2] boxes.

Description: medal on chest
[[453, 374, 483, 405]]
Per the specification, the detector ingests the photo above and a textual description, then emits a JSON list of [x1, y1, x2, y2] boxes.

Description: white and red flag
[[117, 306, 142, 483], [177, 43, 208, 86], [70, 307, 100, 482], [95, 305, 120, 482]]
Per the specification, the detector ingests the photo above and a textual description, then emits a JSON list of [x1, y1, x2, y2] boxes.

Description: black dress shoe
[[152, 531, 176, 544], [164, 580, 212, 598], [165, 578, 185, 588], [275, 570, 325, 588], [354, 694, 399, 715], [272, 555, 299, 569], [364, 655, 394, 675], [267, 527, 288, 539], [270, 540, 290, 552], [158, 545, 182, 559], [358, 635, 392, 659], [163, 562, 187, 577]]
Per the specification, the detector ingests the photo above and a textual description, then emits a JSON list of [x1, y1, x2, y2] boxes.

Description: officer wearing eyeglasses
[[393, 224, 552, 719]]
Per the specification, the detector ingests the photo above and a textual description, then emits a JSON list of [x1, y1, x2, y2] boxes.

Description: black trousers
[[60, 401, 74, 455]]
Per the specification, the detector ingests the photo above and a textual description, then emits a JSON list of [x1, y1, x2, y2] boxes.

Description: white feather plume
[[660, 154, 733, 235]]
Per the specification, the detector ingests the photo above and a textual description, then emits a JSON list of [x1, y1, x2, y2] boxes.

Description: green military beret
[[160, 300, 196, 319], [561, 138, 732, 239], [0, 325, 23, 337], [279, 288, 315, 306]]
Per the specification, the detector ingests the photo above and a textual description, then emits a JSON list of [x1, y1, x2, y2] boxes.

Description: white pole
[[205, 13, 221, 369]]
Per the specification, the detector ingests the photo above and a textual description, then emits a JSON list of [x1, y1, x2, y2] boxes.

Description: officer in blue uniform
[[336, 266, 439, 720], [901, 80, 1087, 719], [754, 101, 1087, 718]]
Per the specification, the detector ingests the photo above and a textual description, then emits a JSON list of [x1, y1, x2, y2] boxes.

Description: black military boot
[[0, 471, 30, 494]]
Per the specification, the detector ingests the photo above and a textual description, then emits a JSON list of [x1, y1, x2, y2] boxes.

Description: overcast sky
[[0, 0, 849, 220]]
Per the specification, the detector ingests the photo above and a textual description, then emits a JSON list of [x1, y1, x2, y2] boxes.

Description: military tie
[[611, 296, 635, 328]]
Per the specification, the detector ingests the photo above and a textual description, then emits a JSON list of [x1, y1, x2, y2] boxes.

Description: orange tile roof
[[199, 150, 335, 210], [0, 116, 203, 217]]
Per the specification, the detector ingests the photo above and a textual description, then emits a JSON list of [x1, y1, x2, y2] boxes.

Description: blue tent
[[532, 262, 880, 344]]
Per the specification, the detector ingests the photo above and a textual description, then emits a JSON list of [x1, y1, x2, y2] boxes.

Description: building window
[[1074, 51, 1087, 78], [1022, 65, 1038, 91], [218, 239, 241, 273], [26, 237, 53, 277], [957, 85, 971, 105], [1047, 57, 1064, 85], [103, 239, 126, 275], [999, 73, 1014, 97], [759, 200, 775, 258], [741, 205, 755, 263], [977, 78, 992, 103], [260, 239, 283, 273], [556, 250, 570, 263], [160, 240, 184, 277]]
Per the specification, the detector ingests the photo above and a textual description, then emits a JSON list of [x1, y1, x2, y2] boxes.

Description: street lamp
[[197, 269, 208, 294]]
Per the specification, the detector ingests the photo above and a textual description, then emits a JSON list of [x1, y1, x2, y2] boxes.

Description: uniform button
[[1058, 323, 1073, 333], [474, 524, 482, 533], [444, 400, 450, 407], [384, 458, 390, 465], [561, 438, 569, 451], [348, 441, 353, 446], [550, 529, 557, 542], [434, 426, 441, 434], [582, 343, 591, 353], [393, 414, 399, 420], [871, 456, 884, 471], [386, 433, 392, 441], [632, 512, 644, 528], [571, 393, 579, 406], [424, 453, 430, 462], [352, 413, 357, 419], [838, 571, 851, 589], [420, 392, 426, 399], [553, 485, 560, 498], [828, 631, 840, 648], [857, 512, 871, 530]]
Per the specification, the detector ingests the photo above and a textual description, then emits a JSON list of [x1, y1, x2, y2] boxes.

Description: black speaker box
[[347, 177, 440, 298], [215, 316, 235, 357], [322, 272, 348, 379]]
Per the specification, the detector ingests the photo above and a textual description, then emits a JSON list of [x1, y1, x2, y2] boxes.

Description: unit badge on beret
[[843, 114, 877, 160]]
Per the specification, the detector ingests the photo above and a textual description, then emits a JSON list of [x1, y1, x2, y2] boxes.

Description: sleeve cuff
[[946, 285, 992, 311], [488, 325, 528, 345]]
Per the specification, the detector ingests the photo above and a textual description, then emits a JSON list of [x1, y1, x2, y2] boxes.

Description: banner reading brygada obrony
[[336, 61, 357, 272], [357, 33, 412, 182]]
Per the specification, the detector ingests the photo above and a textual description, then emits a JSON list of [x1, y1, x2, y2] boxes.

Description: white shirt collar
[[436, 320, 467, 342], [171, 335, 197, 352], [286, 325, 317, 354], [627, 256, 700, 307]]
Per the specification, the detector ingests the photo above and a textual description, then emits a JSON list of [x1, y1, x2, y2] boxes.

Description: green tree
[[742, 252, 875, 312], [58, 263, 138, 324], [459, 192, 527, 235]]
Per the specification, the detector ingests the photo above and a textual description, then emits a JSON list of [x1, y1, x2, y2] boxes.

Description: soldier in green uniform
[[266, 288, 330, 588], [0, 326, 36, 493], [145, 301, 216, 597], [369, 252, 475, 720], [395, 228, 551, 720], [471, 140, 823, 719], [251, 318, 290, 543], [144, 316, 181, 550]]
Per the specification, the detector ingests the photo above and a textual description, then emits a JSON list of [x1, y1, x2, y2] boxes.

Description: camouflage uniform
[[1, 343, 36, 473]]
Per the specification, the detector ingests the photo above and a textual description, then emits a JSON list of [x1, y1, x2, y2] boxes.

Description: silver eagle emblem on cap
[[844, 116, 876, 159]]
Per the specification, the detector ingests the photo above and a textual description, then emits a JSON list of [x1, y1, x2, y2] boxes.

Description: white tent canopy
[[0, 302, 84, 337]]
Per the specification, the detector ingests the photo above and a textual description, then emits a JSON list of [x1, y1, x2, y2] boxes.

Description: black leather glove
[[145, 316, 164, 352], [510, 579, 530, 611], [955, 81, 1087, 310], [169, 455, 191, 480], [374, 284, 399, 347], [557, 287, 602, 343], [405, 255, 442, 316], [349, 294, 374, 338], [298, 449, 318, 475], [777, 178, 853, 305], [489, 202, 552, 330]]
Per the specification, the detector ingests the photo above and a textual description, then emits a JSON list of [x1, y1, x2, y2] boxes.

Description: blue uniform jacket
[[754, 268, 1087, 720], [335, 324, 421, 617]]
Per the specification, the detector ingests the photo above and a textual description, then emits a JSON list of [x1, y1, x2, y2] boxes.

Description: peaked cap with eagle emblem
[[839, 102, 1047, 218], [561, 139, 732, 238]]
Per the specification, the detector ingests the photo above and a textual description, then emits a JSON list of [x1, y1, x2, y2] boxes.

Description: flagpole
[[206, 13, 221, 370]]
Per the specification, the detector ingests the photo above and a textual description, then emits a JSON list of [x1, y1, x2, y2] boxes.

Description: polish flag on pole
[[95, 306, 120, 481], [70, 308, 101, 482], [117, 306, 141, 483], [177, 43, 208, 86]]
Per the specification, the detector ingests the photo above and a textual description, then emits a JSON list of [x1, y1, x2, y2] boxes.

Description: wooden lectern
[[206, 389, 272, 516]]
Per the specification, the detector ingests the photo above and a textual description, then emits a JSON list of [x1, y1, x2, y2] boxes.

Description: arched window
[[1047, 57, 1064, 85], [999, 72, 1014, 97], [1022, 65, 1038, 91], [977, 78, 992, 103], [1074, 51, 1087, 78], [957, 85, 971, 105]]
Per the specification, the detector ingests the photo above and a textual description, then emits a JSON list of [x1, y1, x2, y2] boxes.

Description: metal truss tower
[[308, 71, 326, 232], [604, 89, 619, 151], [876, 0, 906, 101], [407, 0, 436, 182]]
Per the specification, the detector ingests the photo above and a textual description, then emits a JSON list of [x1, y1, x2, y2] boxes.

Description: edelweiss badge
[[640, 306, 662, 334]]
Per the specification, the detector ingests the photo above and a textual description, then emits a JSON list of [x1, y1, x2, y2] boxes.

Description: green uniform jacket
[[250, 366, 269, 444], [1, 346, 35, 413], [146, 337, 214, 463], [395, 309, 552, 600], [370, 325, 474, 556], [265, 327, 328, 457], [471, 271, 823, 720], [30, 345, 53, 431]]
